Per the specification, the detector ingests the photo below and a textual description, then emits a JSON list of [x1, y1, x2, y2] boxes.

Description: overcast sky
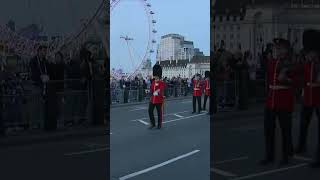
[[110, 0, 210, 73], [0, 0, 101, 36]]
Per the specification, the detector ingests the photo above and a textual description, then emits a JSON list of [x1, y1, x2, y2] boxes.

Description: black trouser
[[193, 96, 201, 113], [203, 95, 209, 110], [148, 103, 163, 127], [209, 96, 213, 115], [297, 106, 320, 156], [264, 108, 293, 161]]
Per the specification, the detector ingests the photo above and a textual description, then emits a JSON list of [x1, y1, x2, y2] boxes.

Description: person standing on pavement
[[261, 38, 295, 166], [192, 73, 202, 114], [296, 29, 320, 168], [148, 64, 165, 129]]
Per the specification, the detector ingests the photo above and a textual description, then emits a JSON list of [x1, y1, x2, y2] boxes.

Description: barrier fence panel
[[0, 79, 95, 134]]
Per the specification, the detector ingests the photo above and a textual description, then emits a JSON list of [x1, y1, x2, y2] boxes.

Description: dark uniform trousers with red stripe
[[297, 62, 320, 158], [148, 103, 163, 128]]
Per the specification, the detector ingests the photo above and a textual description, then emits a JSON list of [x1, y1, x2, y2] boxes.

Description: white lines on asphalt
[[118, 150, 200, 180], [294, 155, 312, 161], [173, 114, 184, 118], [214, 156, 249, 165], [211, 168, 238, 177], [137, 120, 149, 125], [230, 163, 308, 180], [162, 113, 206, 124], [130, 111, 189, 122], [129, 107, 147, 112], [64, 147, 109, 156], [181, 100, 192, 104]]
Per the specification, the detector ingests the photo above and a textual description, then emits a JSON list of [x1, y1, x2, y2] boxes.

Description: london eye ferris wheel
[[110, 0, 157, 80]]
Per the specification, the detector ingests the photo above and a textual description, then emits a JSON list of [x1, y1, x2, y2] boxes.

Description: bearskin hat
[[153, 64, 162, 79], [205, 71, 210, 78], [303, 29, 320, 53], [273, 38, 290, 49]]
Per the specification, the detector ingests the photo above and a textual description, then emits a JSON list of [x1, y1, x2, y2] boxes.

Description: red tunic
[[303, 62, 320, 107], [193, 79, 202, 96], [265, 59, 295, 112], [204, 79, 210, 96], [150, 80, 165, 104]]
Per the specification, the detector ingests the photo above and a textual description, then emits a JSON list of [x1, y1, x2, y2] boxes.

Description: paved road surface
[[213, 105, 320, 180], [111, 98, 210, 180], [0, 135, 108, 180]]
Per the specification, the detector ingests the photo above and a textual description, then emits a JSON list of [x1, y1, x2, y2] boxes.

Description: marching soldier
[[261, 38, 295, 166], [203, 71, 211, 115], [148, 64, 165, 129], [192, 73, 202, 114], [296, 29, 320, 168]]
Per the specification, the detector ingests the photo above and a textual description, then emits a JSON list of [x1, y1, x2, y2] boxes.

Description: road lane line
[[294, 155, 312, 161], [163, 113, 206, 124], [64, 147, 109, 156], [230, 163, 308, 180], [137, 120, 149, 125], [211, 168, 237, 177], [181, 101, 192, 104], [214, 156, 248, 165], [118, 150, 200, 180], [174, 114, 184, 118], [131, 111, 189, 121]]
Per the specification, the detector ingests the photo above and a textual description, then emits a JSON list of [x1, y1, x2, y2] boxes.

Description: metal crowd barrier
[[110, 84, 191, 105], [0, 79, 95, 134]]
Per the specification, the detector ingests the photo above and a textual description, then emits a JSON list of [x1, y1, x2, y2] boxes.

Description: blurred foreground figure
[[261, 38, 295, 166], [296, 29, 320, 168]]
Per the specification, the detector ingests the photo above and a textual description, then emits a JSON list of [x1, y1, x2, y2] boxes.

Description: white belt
[[194, 88, 200, 90]]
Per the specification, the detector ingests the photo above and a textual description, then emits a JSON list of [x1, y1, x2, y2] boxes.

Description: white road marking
[[294, 155, 312, 161], [211, 168, 237, 177], [230, 163, 308, 180], [137, 120, 149, 125], [163, 113, 206, 124], [64, 147, 109, 156], [131, 111, 189, 122], [174, 114, 184, 118], [214, 156, 249, 165], [129, 107, 147, 112], [181, 101, 192, 104], [119, 150, 200, 180]]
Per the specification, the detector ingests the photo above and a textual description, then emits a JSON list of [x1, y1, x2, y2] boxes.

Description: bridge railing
[[0, 79, 105, 136], [110, 84, 192, 105]]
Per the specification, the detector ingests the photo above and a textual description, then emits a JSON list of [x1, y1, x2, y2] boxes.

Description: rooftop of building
[[214, 0, 291, 15], [156, 56, 210, 68], [161, 33, 184, 39]]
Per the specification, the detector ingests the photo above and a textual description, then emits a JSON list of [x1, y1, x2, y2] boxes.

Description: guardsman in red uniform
[[192, 74, 202, 114], [148, 64, 165, 129], [203, 71, 211, 114], [261, 38, 295, 166], [296, 29, 320, 167]]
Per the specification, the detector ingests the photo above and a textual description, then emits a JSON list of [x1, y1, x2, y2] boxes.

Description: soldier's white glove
[[153, 91, 159, 96]]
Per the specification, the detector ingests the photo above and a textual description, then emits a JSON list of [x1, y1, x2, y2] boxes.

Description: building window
[[233, 16, 237, 21], [237, 33, 240, 39], [223, 34, 226, 39], [230, 25, 234, 31], [216, 34, 220, 39], [219, 16, 223, 22], [237, 25, 240, 30], [230, 43, 234, 48], [230, 34, 234, 39]]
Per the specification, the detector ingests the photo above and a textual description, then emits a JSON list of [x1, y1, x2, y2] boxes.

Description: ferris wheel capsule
[[150, 11, 154, 14], [152, 29, 157, 33], [152, 20, 157, 23], [147, 3, 151, 7]]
